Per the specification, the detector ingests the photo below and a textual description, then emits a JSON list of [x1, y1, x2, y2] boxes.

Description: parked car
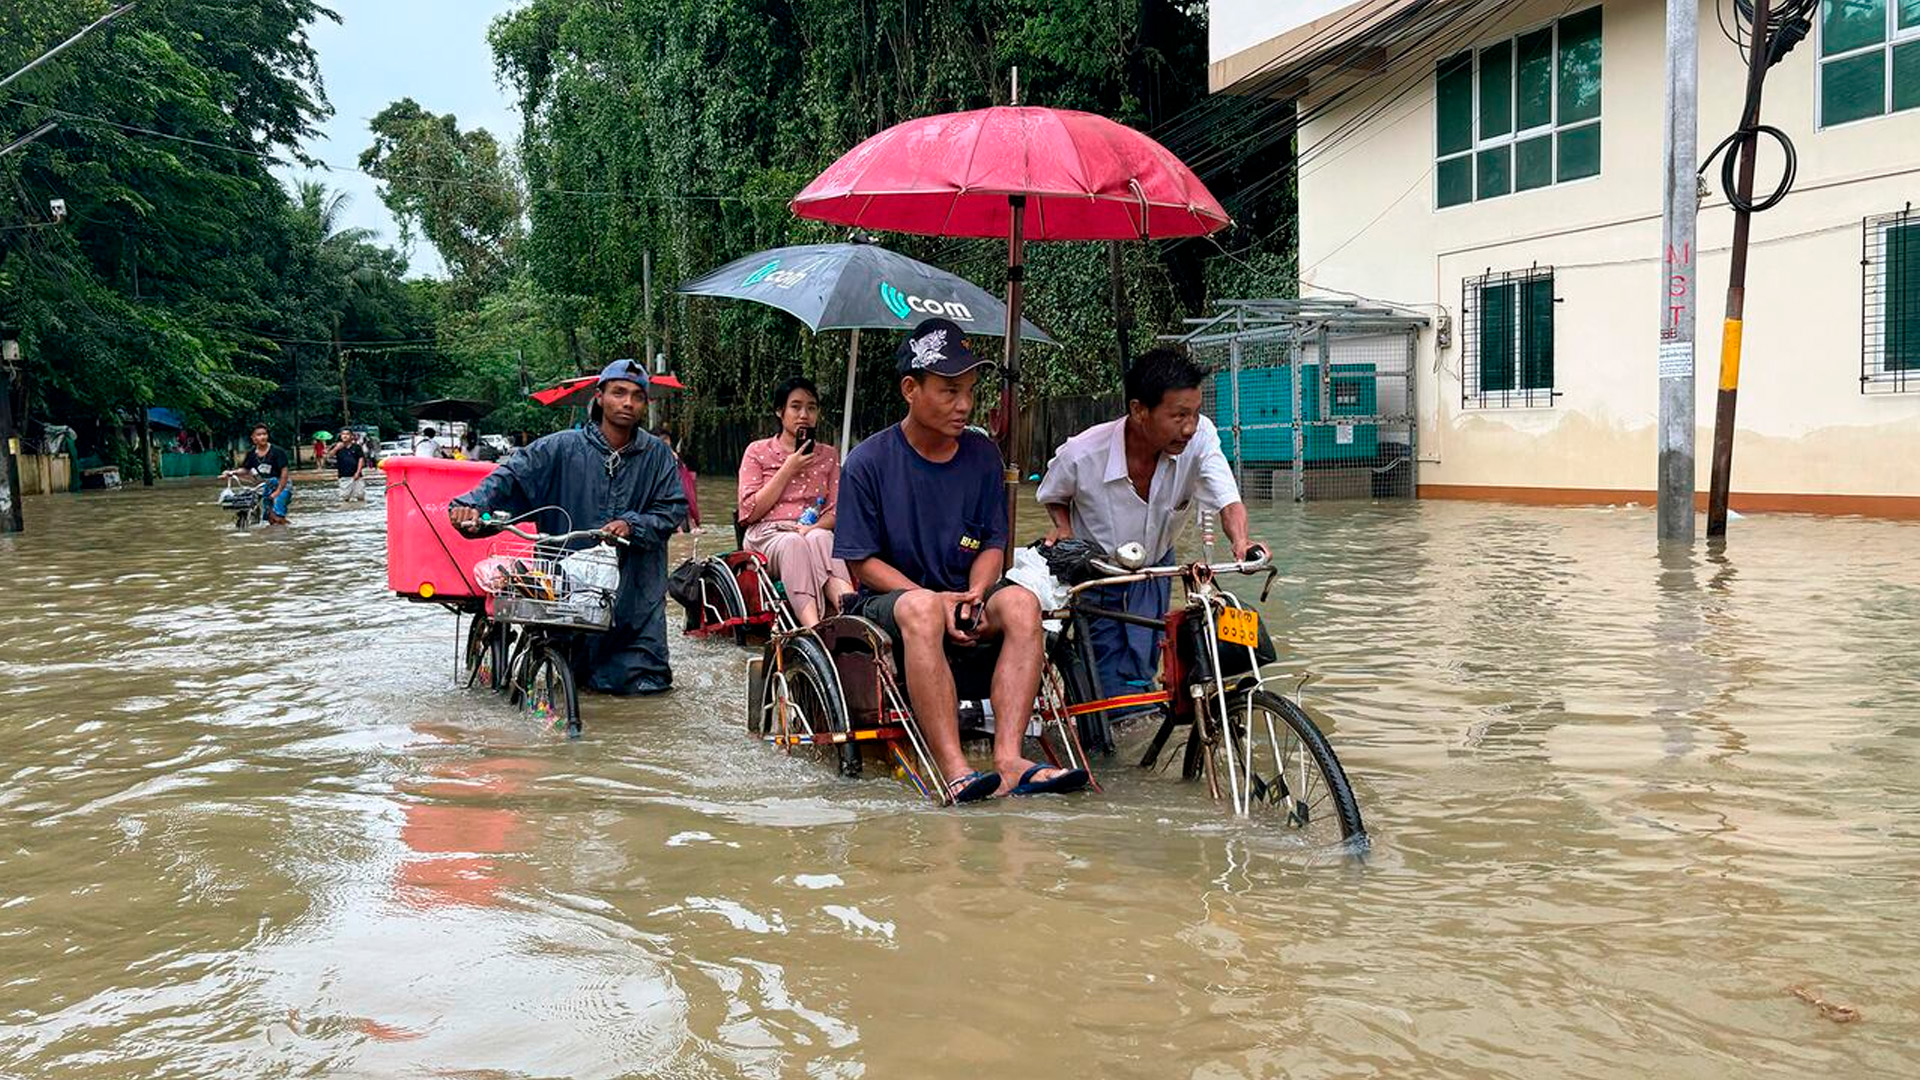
[[376, 440, 410, 461]]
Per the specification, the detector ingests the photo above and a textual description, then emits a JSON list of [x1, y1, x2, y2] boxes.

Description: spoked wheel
[[463, 615, 509, 693], [751, 635, 858, 778], [696, 559, 750, 644], [1202, 688, 1365, 845], [514, 642, 581, 739]]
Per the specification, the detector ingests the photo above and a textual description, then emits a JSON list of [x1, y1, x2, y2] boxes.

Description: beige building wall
[[1273, 0, 1920, 511]]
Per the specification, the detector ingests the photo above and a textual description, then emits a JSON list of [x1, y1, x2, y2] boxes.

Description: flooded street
[[2, 476, 1916, 1078]]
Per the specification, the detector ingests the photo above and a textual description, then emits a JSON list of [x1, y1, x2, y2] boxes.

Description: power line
[[8, 104, 789, 205]]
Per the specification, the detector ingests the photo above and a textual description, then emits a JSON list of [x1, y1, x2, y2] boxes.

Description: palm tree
[[292, 181, 383, 424]]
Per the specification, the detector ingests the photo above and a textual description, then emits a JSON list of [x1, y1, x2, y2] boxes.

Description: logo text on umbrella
[[880, 281, 973, 323], [742, 259, 809, 289]]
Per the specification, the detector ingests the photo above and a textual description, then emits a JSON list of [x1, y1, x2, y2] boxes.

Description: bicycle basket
[[478, 538, 619, 630], [218, 486, 260, 509], [1176, 595, 1275, 684]]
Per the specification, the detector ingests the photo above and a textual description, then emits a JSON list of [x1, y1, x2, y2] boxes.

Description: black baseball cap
[[894, 317, 993, 377]]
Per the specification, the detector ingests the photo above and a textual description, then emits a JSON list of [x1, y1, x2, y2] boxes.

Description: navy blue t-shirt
[[833, 424, 1009, 593]]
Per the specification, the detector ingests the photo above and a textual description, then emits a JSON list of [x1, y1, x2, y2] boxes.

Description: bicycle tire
[[704, 559, 751, 645], [463, 615, 508, 693], [516, 641, 581, 739], [753, 635, 858, 778], [1213, 689, 1365, 844]]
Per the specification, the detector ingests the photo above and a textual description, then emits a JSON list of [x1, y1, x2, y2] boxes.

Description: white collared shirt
[[1035, 414, 1241, 558]]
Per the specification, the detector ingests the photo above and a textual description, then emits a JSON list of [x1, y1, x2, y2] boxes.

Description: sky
[[279, 0, 524, 279]]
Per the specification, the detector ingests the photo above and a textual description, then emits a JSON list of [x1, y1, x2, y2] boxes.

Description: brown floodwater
[[2, 475, 1916, 1078]]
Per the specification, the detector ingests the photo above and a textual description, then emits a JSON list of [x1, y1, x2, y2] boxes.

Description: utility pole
[[335, 317, 349, 425], [0, 333, 24, 532], [642, 249, 657, 430], [1657, 0, 1698, 543], [1707, 0, 1777, 537]]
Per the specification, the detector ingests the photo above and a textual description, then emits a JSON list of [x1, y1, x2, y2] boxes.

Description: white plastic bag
[[559, 543, 620, 593], [1006, 546, 1068, 632]]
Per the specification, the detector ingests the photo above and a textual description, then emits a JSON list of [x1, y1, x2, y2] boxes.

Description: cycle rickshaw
[[745, 534, 1366, 844]]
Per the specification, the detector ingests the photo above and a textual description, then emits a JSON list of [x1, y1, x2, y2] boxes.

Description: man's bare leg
[[981, 585, 1070, 792], [891, 589, 975, 788]]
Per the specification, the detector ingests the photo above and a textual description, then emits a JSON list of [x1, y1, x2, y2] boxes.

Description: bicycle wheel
[[1208, 689, 1365, 845], [516, 641, 581, 739], [463, 615, 508, 692], [752, 635, 858, 778]]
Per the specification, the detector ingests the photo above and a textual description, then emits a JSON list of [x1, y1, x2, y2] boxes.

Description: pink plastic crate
[[384, 456, 504, 601]]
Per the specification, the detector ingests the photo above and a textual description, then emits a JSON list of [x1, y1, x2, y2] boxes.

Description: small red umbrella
[[791, 104, 1229, 522], [529, 372, 686, 409]]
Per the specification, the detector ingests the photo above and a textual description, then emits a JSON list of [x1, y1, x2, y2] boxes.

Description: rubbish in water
[[1786, 985, 1861, 1024]]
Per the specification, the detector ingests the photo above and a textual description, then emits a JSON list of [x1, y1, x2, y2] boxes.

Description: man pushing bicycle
[[833, 318, 1090, 803], [448, 359, 688, 695]]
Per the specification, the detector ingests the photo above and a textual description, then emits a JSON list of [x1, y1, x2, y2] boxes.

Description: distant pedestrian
[[333, 430, 368, 502], [413, 427, 442, 457], [312, 433, 328, 470], [655, 428, 702, 534]]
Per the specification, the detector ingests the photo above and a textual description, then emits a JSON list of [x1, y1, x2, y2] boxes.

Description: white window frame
[[1435, 7, 1604, 209], [1815, 0, 1920, 130], [1866, 212, 1920, 385]]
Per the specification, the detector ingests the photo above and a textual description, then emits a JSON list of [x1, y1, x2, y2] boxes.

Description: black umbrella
[[678, 241, 1054, 450], [407, 398, 493, 423]]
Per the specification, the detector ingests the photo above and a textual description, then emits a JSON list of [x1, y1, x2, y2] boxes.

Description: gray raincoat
[[454, 424, 688, 694]]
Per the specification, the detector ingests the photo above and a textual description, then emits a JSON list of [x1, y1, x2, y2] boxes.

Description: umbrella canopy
[[312, 430, 334, 442], [790, 107, 1230, 241], [676, 242, 1054, 344], [531, 373, 687, 410], [408, 398, 493, 423], [792, 105, 1229, 531]]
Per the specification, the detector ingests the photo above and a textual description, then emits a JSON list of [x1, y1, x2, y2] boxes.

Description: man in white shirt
[[1036, 347, 1255, 706], [413, 427, 443, 458]]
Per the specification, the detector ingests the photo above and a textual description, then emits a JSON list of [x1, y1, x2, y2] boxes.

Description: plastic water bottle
[[798, 496, 826, 527]]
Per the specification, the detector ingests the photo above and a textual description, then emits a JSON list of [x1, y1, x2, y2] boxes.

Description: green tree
[[359, 99, 524, 302]]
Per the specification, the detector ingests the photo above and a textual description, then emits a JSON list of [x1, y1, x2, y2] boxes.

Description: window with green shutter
[[1865, 211, 1920, 392], [1464, 268, 1558, 407], [1433, 8, 1603, 207], [1818, 0, 1920, 126]]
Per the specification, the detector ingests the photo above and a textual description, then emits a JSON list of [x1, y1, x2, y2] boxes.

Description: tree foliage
[[0, 0, 436, 461], [360, 99, 524, 303]]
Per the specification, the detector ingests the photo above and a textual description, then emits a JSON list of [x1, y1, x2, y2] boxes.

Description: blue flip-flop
[[946, 770, 1001, 805], [1010, 763, 1090, 797]]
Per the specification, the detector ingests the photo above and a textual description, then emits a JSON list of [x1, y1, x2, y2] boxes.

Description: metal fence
[[1179, 299, 1426, 502]]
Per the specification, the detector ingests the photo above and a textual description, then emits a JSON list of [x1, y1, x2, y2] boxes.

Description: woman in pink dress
[[737, 377, 855, 626]]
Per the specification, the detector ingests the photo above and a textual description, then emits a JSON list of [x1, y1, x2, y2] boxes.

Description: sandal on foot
[[1010, 763, 1090, 797], [945, 770, 1001, 805]]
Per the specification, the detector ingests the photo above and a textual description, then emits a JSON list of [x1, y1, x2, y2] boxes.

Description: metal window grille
[[1181, 299, 1426, 503], [1863, 207, 1920, 394], [1461, 266, 1558, 408]]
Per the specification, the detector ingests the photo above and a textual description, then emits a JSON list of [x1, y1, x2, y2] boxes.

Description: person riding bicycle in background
[[1037, 347, 1257, 706], [834, 318, 1090, 803], [737, 377, 854, 626], [222, 422, 293, 524], [448, 359, 688, 696]]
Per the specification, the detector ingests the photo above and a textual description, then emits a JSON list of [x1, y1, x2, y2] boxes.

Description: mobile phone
[[953, 599, 979, 636], [795, 425, 815, 455]]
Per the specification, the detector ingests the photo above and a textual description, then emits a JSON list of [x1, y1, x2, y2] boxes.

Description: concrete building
[[1209, 0, 1920, 515]]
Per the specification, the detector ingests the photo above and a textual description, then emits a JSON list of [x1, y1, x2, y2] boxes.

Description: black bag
[[1177, 596, 1276, 685], [667, 558, 702, 611]]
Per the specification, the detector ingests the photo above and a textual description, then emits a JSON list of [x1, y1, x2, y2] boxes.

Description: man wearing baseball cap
[[449, 358, 688, 695], [834, 318, 1090, 803]]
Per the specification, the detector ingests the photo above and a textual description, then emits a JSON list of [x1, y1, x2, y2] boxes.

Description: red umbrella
[[791, 104, 1229, 523], [529, 372, 686, 409]]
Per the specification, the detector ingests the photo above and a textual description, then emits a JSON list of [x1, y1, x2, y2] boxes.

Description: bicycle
[[1051, 543, 1367, 846], [457, 510, 630, 739], [217, 477, 265, 530]]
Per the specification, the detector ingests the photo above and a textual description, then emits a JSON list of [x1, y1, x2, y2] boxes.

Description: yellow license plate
[[1216, 607, 1260, 648]]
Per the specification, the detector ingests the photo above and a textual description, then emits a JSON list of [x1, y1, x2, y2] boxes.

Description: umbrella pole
[[1001, 194, 1028, 539], [841, 328, 861, 453]]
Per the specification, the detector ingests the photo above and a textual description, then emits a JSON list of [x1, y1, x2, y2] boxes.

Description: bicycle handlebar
[[1068, 544, 1272, 598], [459, 509, 631, 548]]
